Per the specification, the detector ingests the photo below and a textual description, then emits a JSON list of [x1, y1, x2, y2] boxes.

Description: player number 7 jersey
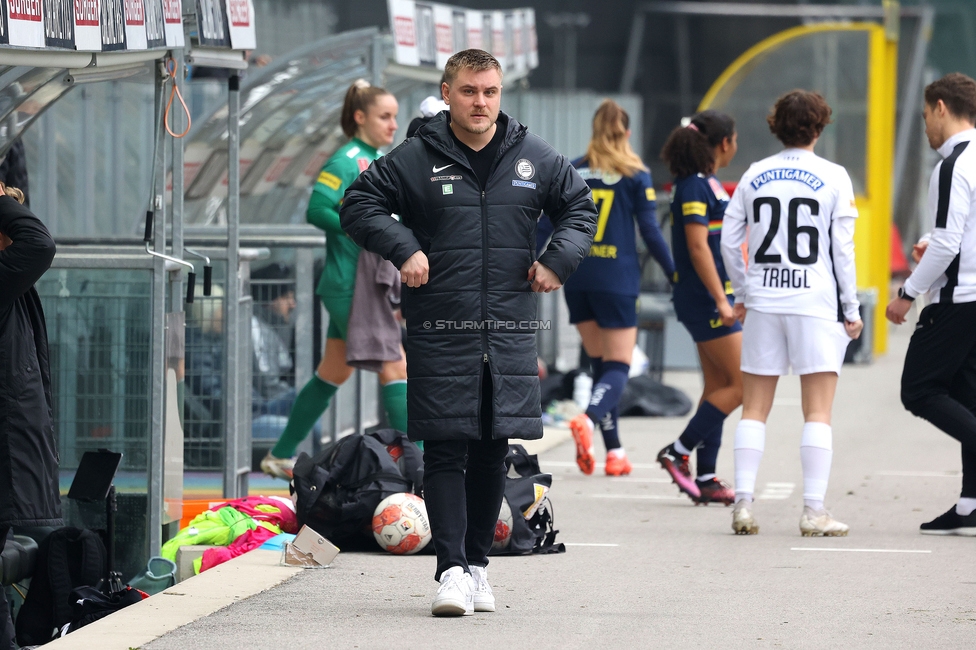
[[722, 148, 859, 321]]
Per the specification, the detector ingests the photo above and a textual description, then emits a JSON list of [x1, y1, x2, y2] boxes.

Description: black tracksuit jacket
[[341, 112, 596, 441]]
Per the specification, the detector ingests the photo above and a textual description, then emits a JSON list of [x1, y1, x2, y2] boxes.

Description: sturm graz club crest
[[515, 158, 535, 180]]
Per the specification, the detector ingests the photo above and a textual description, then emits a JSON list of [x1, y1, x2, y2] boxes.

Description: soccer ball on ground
[[492, 497, 513, 552], [371, 492, 432, 555]]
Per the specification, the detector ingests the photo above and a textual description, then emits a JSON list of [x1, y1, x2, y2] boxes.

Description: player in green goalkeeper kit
[[260, 80, 409, 479]]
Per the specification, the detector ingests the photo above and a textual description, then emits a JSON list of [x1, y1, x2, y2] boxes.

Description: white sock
[[697, 473, 716, 482], [801, 422, 832, 510], [673, 439, 692, 455], [607, 447, 625, 458], [734, 419, 766, 502], [957, 497, 976, 516]]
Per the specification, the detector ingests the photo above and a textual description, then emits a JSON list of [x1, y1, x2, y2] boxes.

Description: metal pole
[[172, 52, 186, 311], [148, 70, 168, 558], [224, 73, 244, 498], [293, 248, 315, 457], [371, 33, 385, 87], [675, 15, 693, 117], [893, 8, 934, 207], [620, 11, 647, 94]]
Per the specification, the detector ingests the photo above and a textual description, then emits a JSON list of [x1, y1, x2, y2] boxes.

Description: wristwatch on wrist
[[897, 286, 915, 302]]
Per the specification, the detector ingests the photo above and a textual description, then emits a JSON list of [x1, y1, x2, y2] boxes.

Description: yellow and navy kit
[[670, 173, 741, 342], [670, 173, 733, 299], [555, 157, 674, 296]]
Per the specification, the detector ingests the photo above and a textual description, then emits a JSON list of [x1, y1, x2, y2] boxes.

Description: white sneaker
[[799, 506, 849, 537], [259, 451, 295, 480], [732, 500, 759, 535], [431, 566, 474, 617], [469, 565, 495, 612]]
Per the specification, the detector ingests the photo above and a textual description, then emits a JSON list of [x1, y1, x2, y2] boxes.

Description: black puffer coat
[[342, 112, 596, 441], [0, 195, 61, 528]]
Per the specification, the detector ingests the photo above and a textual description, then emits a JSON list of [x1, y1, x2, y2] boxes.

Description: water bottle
[[573, 372, 592, 411]]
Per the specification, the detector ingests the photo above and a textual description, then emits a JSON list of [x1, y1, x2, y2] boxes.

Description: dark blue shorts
[[673, 291, 742, 343], [564, 290, 639, 329]]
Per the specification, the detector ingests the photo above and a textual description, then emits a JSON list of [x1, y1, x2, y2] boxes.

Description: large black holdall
[[291, 429, 424, 545]]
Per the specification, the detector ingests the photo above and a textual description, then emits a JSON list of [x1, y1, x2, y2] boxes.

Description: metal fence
[[36, 268, 153, 472]]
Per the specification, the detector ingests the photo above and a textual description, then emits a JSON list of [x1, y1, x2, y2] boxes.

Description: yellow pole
[[863, 26, 898, 355]]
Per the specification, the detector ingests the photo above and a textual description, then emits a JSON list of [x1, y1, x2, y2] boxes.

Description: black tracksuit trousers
[[901, 302, 976, 498], [423, 367, 509, 581]]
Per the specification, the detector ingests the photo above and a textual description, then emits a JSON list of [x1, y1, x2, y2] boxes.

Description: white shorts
[[740, 310, 851, 376]]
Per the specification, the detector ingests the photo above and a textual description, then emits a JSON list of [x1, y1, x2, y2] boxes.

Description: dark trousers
[[901, 302, 976, 498], [0, 528, 15, 650], [423, 369, 509, 581]]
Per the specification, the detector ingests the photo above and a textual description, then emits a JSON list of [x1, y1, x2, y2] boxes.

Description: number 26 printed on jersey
[[753, 197, 820, 265]]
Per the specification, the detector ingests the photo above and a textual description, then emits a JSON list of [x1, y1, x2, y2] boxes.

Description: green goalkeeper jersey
[[307, 137, 380, 300]]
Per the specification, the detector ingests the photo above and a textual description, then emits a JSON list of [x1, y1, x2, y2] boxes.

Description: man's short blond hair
[[443, 49, 503, 85]]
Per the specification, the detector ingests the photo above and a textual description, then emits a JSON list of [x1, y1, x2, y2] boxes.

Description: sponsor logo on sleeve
[[317, 171, 342, 190]]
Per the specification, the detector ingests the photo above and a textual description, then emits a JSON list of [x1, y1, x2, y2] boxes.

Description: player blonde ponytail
[[584, 99, 647, 178]]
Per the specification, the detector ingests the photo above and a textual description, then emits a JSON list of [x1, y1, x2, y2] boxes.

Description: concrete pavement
[[58, 322, 976, 649]]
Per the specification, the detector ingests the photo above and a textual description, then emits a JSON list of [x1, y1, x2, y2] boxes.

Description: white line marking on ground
[[757, 482, 795, 500], [875, 471, 961, 477], [563, 543, 620, 547], [790, 547, 931, 554], [589, 494, 685, 500]]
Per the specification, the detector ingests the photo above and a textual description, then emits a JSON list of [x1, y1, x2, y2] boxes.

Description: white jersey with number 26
[[721, 148, 860, 323]]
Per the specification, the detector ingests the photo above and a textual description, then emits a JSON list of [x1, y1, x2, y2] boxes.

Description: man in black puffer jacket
[[342, 49, 596, 617]]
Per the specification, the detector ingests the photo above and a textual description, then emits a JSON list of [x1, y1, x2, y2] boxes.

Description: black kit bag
[[58, 584, 144, 637], [291, 428, 424, 545], [16, 527, 107, 646], [491, 445, 565, 556]]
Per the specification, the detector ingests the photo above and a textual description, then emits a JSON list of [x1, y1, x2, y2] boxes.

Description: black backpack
[[491, 445, 565, 556], [16, 527, 107, 646], [291, 428, 424, 544]]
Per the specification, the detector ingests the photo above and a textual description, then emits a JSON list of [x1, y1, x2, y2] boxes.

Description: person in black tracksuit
[[341, 50, 596, 616], [0, 183, 60, 649], [887, 73, 976, 535]]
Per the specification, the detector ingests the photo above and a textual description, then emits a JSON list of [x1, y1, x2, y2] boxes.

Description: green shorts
[[321, 293, 352, 341]]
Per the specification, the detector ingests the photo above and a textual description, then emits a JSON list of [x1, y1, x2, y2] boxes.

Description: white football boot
[[799, 506, 849, 537], [469, 565, 496, 612], [732, 500, 759, 535], [431, 566, 474, 617]]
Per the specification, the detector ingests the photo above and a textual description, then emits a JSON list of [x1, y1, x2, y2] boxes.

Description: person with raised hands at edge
[[721, 90, 862, 537], [548, 99, 676, 477], [259, 79, 409, 480], [656, 111, 742, 506], [0, 181, 61, 649], [340, 49, 596, 617], [887, 73, 976, 537]]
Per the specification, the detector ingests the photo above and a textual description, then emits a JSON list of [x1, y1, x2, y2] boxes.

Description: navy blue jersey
[[670, 173, 733, 302], [551, 157, 674, 295]]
